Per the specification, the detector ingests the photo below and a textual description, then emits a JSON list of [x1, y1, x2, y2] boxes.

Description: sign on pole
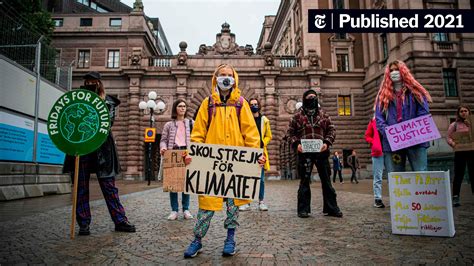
[[385, 114, 441, 151], [185, 142, 263, 200], [388, 171, 455, 237], [47, 89, 110, 239], [162, 149, 186, 192], [144, 128, 156, 143], [301, 139, 323, 153]]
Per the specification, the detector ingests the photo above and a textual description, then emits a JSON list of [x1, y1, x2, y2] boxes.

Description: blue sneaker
[[184, 239, 202, 258], [222, 238, 236, 257]]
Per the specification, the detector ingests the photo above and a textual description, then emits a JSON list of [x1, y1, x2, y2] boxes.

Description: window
[[333, 0, 344, 9], [381, 33, 388, 59], [80, 18, 92, 27], [338, 95, 351, 116], [109, 18, 122, 27], [53, 18, 63, 27], [107, 50, 120, 68], [77, 50, 90, 68], [433, 33, 449, 42], [443, 69, 458, 97], [336, 54, 349, 72]]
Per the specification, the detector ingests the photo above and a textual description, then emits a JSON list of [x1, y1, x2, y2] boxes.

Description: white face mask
[[390, 70, 401, 82], [216, 76, 235, 91]]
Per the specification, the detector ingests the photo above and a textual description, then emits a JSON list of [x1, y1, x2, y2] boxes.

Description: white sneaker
[[167, 211, 178, 220], [239, 204, 250, 211], [258, 202, 268, 211], [183, 210, 194, 219]]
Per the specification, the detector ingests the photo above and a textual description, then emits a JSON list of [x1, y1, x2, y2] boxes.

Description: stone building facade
[[50, 0, 474, 180]]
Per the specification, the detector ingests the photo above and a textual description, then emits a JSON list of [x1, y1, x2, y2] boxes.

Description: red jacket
[[364, 118, 383, 157]]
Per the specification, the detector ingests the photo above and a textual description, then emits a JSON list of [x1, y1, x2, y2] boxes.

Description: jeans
[[372, 156, 384, 200], [384, 146, 427, 173], [297, 152, 340, 215], [259, 168, 265, 201], [452, 151, 474, 197], [170, 192, 190, 212], [332, 169, 343, 183]]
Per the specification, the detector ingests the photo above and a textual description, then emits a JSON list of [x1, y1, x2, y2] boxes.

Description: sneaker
[[239, 204, 250, 211], [340, 181, 344, 184], [167, 211, 178, 220], [298, 212, 310, 218], [222, 238, 236, 257], [258, 202, 268, 211], [374, 199, 385, 208], [453, 196, 461, 207], [184, 239, 202, 258], [78, 224, 90, 236], [183, 210, 194, 219], [115, 221, 136, 232]]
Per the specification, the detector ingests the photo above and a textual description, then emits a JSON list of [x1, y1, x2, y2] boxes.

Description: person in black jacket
[[63, 72, 135, 235]]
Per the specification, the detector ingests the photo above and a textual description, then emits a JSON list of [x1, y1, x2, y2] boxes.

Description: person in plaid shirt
[[288, 89, 343, 218]]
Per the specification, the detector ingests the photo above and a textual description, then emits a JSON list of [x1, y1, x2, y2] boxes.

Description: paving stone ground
[[0, 180, 473, 264]]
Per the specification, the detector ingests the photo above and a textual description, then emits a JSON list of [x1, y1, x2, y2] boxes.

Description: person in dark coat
[[63, 71, 135, 235], [287, 89, 342, 218]]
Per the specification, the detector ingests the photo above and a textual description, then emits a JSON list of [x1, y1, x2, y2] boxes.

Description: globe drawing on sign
[[59, 103, 100, 144]]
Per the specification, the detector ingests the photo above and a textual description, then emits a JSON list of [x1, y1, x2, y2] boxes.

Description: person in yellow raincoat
[[239, 97, 272, 211], [183, 64, 264, 258]]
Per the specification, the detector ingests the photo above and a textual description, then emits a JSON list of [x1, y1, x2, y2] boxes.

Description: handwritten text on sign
[[385, 115, 441, 151], [389, 171, 455, 237], [301, 139, 323, 153], [162, 150, 186, 192], [185, 143, 263, 200]]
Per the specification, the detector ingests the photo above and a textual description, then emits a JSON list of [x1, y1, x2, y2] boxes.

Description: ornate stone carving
[[129, 48, 143, 66], [308, 49, 321, 67], [196, 23, 252, 56], [177, 41, 188, 65], [133, 0, 144, 11], [244, 44, 254, 56]]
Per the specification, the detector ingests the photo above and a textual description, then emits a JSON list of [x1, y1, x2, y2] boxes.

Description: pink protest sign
[[385, 114, 441, 151]]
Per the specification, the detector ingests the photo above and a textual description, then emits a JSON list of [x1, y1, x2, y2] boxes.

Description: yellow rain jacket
[[191, 67, 260, 211], [258, 116, 272, 171]]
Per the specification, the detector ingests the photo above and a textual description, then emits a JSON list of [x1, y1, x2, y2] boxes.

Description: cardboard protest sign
[[185, 142, 263, 200], [388, 171, 455, 237], [451, 116, 474, 152], [385, 114, 441, 151], [162, 150, 186, 192], [301, 139, 323, 153]]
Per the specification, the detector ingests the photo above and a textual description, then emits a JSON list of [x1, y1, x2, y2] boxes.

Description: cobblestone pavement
[[0, 180, 473, 264]]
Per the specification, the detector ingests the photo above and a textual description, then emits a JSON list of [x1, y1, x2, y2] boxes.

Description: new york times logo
[[314, 14, 326, 29], [308, 9, 474, 33]]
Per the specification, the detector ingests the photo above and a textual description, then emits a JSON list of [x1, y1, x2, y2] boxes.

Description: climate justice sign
[[185, 143, 263, 200], [385, 115, 441, 151]]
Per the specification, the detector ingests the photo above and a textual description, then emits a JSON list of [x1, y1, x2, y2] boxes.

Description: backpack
[[207, 95, 244, 130]]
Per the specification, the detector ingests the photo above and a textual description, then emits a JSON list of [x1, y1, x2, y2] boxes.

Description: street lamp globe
[[138, 101, 147, 110], [155, 101, 166, 112], [147, 100, 156, 109], [148, 91, 157, 100]]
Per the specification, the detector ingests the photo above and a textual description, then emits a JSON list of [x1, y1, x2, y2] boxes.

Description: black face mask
[[303, 97, 318, 110], [84, 84, 98, 93]]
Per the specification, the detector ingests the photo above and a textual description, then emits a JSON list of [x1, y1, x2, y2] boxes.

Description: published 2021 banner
[[185, 142, 263, 200]]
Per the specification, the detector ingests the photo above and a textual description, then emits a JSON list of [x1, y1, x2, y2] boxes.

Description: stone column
[[124, 77, 142, 179], [262, 73, 280, 176]]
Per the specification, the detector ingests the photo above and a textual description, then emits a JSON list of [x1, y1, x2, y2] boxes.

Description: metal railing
[[279, 57, 301, 68], [149, 57, 172, 67]]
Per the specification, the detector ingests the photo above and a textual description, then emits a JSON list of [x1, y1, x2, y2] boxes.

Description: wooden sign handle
[[70, 155, 80, 239]]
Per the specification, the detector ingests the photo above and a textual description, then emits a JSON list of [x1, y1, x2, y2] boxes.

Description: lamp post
[[139, 91, 166, 185]]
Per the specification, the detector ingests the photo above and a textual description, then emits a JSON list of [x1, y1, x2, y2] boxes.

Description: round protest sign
[[47, 89, 111, 156]]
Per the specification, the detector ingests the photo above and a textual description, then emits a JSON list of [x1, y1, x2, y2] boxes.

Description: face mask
[[250, 106, 259, 113], [390, 70, 401, 82], [303, 97, 318, 110], [84, 84, 98, 93], [217, 76, 235, 91]]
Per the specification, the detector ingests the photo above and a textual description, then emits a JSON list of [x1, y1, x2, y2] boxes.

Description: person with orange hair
[[375, 60, 432, 173]]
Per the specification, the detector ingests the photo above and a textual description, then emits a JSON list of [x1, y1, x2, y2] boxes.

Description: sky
[[121, 0, 281, 54]]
